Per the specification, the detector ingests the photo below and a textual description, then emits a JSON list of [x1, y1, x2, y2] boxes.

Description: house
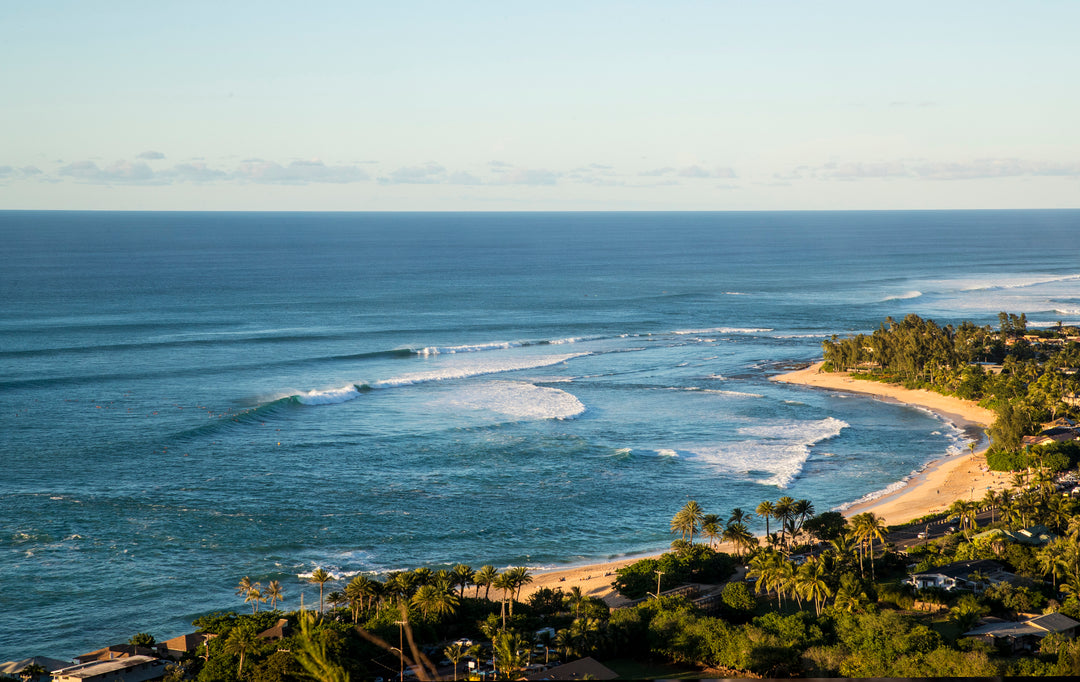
[[51, 655, 168, 682], [524, 656, 618, 680], [156, 632, 215, 660], [257, 617, 293, 640], [74, 645, 156, 664], [964, 612, 1079, 653], [907, 559, 1009, 592], [973, 525, 1057, 548]]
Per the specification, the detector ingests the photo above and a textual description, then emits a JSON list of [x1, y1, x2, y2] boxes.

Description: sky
[[1, 0, 1078, 211]]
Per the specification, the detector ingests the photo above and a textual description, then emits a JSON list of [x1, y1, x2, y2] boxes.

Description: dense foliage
[[823, 313, 1080, 458]]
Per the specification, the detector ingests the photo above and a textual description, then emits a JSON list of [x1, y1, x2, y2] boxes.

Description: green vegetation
[[823, 312, 1080, 466]]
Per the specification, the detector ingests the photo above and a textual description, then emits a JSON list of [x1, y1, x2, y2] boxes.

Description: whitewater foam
[[446, 381, 586, 420], [687, 416, 848, 488], [672, 327, 773, 335], [294, 353, 589, 406]]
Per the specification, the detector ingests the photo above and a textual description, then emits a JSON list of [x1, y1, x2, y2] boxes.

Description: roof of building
[[258, 618, 293, 640], [1028, 612, 1080, 633], [74, 644, 156, 663], [964, 613, 1080, 639], [159, 632, 213, 652], [53, 655, 165, 680], [524, 656, 618, 680], [913, 559, 1004, 580]]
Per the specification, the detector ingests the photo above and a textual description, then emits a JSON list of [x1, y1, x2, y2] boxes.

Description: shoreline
[[521, 361, 1009, 605]]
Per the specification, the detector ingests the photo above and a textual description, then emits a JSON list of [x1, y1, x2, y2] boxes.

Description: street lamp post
[[394, 620, 407, 681]]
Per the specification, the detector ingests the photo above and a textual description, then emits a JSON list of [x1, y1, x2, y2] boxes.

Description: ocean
[[2, 209, 1079, 659]]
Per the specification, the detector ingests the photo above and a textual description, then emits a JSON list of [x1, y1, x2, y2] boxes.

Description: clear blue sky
[[2, 1, 1077, 210]]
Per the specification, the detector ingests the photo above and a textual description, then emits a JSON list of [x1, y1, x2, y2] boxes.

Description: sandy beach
[[520, 361, 1008, 606]]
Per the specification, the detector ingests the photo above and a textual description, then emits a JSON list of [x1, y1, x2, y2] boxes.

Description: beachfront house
[[963, 613, 1079, 653], [51, 655, 168, 682], [907, 559, 1009, 593], [156, 632, 215, 660]]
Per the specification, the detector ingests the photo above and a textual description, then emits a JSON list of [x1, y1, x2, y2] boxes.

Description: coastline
[[522, 361, 1009, 605]]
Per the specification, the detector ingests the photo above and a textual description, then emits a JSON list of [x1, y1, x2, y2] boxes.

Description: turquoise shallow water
[[2, 209, 1079, 658]]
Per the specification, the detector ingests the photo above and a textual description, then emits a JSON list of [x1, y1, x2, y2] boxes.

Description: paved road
[[888, 508, 997, 550]]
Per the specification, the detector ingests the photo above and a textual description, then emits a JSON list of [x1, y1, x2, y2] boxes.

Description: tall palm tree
[[266, 580, 285, 610], [792, 499, 815, 536], [309, 568, 332, 616], [796, 558, 832, 616], [244, 585, 265, 613], [852, 512, 887, 579], [223, 625, 258, 678], [474, 565, 498, 600], [345, 576, 368, 623], [671, 500, 704, 544], [493, 572, 514, 629], [756, 500, 775, 538], [728, 507, 750, 527], [774, 496, 796, 548], [451, 564, 475, 598], [505, 566, 533, 615]]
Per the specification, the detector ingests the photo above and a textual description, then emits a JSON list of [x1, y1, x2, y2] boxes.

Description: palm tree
[[833, 573, 867, 613], [451, 564, 475, 598], [266, 580, 285, 610], [493, 572, 514, 629], [566, 585, 587, 619], [223, 625, 258, 678], [235, 576, 253, 597], [701, 514, 723, 548], [792, 499, 815, 537], [728, 507, 750, 527], [774, 496, 796, 548], [756, 500, 775, 538], [345, 576, 367, 622], [796, 558, 832, 616], [722, 522, 755, 559], [505, 566, 533, 615], [412, 567, 433, 586], [474, 565, 498, 600], [492, 631, 529, 679], [309, 568, 332, 616], [852, 512, 887, 579], [982, 488, 1001, 524], [410, 583, 459, 619], [671, 500, 704, 543], [444, 642, 466, 681], [326, 591, 346, 611], [244, 585, 265, 613]]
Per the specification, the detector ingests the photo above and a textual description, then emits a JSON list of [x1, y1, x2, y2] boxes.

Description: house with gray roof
[[964, 612, 1079, 653]]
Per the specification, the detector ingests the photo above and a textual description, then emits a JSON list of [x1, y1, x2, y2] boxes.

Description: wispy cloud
[[235, 159, 370, 184], [640, 165, 736, 179], [59, 160, 157, 183], [805, 158, 1080, 181], [137, 150, 166, 160]]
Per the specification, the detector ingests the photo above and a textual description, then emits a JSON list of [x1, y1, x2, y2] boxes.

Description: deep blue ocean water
[[2, 209, 1080, 659]]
